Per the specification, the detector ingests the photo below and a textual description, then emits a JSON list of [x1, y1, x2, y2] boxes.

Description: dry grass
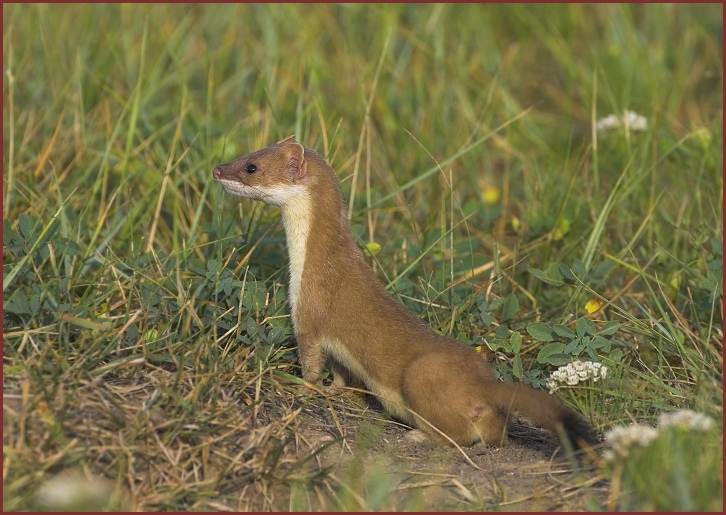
[[4, 360, 340, 511]]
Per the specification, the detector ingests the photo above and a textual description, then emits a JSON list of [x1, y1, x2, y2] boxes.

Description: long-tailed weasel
[[213, 135, 597, 449]]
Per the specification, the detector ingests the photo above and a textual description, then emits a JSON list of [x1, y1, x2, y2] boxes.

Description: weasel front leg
[[296, 333, 326, 385], [297, 334, 366, 392]]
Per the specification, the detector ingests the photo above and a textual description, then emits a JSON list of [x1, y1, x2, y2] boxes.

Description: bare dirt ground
[[249, 391, 609, 511]]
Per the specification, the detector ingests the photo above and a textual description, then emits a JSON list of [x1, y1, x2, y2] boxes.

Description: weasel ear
[[285, 142, 308, 181], [276, 135, 297, 146]]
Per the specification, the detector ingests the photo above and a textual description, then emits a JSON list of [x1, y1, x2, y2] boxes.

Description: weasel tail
[[485, 382, 598, 448], [213, 135, 599, 450]]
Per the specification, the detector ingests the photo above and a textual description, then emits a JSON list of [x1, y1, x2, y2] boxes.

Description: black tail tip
[[562, 412, 599, 450]]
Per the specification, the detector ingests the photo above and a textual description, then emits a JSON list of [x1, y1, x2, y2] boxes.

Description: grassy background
[[3, 3, 722, 511]]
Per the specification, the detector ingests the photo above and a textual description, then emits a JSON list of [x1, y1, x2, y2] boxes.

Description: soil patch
[[251, 391, 608, 511]]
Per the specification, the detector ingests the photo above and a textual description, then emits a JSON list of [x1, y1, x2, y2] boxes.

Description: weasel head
[[213, 135, 309, 207]]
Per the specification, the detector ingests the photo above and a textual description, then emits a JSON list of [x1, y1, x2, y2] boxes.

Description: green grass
[[3, 3, 722, 511]]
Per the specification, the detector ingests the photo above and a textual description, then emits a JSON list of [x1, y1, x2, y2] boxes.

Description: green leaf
[[598, 320, 620, 336], [39, 243, 51, 260], [608, 349, 624, 361], [242, 281, 265, 310], [558, 263, 577, 282], [512, 354, 523, 379], [592, 259, 615, 278], [489, 298, 504, 311], [396, 277, 414, 294], [572, 258, 586, 278], [711, 238, 723, 257], [52, 237, 82, 256], [479, 310, 493, 326], [216, 276, 232, 295], [510, 331, 522, 353], [4, 289, 31, 314], [501, 293, 519, 321], [28, 293, 39, 315], [41, 219, 60, 247], [495, 325, 509, 339], [527, 267, 564, 286], [591, 336, 611, 352], [2, 219, 12, 244], [536, 342, 565, 364], [490, 338, 511, 353], [476, 297, 489, 311], [576, 317, 597, 338], [350, 224, 365, 238], [3, 220, 24, 254], [527, 322, 555, 342], [564, 338, 581, 354], [548, 354, 574, 366], [245, 317, 259, 337], [4, 208, 68, 292], [18, 213, 34, 239], [206, 259, 220, 278], [553, 324, 577, 339], [267, 326, 287, 344]]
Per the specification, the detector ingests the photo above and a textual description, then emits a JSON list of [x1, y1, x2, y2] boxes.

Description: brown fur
[[213, 135, 597, 449]]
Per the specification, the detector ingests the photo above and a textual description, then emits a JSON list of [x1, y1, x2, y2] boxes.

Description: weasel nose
[[212, 166, 222, 180]]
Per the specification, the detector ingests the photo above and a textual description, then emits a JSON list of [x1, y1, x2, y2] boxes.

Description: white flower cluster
[[658, 409, 716, 432], [36, 470, 115, 510], [546, 360, 608, 393], [603, 424, 659, 461], [596, 110, 648, 132], [603, 410, 717, 462]]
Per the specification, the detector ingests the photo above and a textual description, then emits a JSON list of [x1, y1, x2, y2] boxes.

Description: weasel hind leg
[[401, 352, 507, 446], [469, 403, 508, 446]]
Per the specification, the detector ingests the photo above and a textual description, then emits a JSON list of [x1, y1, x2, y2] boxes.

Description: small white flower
[[658, 409, 716, 432], [604, 424, 659, 460], [546, 360, 608, 393], [596, 110, 648, 133], [596, 114, 621, 132], [622, 110, 648, 131], [591, 362, 607, 382]]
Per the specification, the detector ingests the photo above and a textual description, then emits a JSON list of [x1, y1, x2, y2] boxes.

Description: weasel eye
[[246, 164, 258, 173]]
